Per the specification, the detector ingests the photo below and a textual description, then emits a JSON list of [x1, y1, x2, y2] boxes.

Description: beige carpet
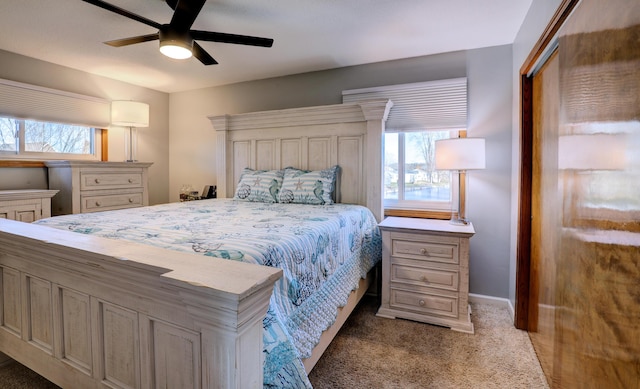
[[308, 296, 548, 388], [0, 296, 547, 388]]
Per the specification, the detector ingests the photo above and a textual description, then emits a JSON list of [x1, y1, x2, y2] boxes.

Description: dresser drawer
[[391, 238, 459, 264], [390, 287, 458, 318], [391, 263, 459, 291], [81, 192, 143, 212], [80, 172, 143, 190]]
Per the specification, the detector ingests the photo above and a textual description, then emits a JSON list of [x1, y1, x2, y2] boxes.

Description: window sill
[[384, 208, 454, 220], [0, 160, 46, 168]]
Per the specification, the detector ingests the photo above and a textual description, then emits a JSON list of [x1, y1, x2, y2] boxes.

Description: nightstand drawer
[[391, 263, 459, 291], [80, 172, 143, 190], [391, 238, 459, 264], [390, 287, 458, 318], [81, 192, 143, 212]]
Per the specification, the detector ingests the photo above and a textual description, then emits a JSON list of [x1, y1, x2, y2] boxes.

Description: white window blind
[[0, 78, 110, 128], [342, 77, 467, 131]]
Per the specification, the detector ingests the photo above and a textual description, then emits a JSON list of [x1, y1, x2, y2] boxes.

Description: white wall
[[509, 1, 563, 306], [170, 46, 515, 298], [0, 49, 170, 205]]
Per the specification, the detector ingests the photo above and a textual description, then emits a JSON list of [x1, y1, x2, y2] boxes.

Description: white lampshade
[[435, 138, 486, 171], [111, 101, 149, 128], [558, 134, 626, 170]]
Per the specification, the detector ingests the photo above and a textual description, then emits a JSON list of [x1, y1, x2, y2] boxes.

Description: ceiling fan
[[82, 0, 274, 65]]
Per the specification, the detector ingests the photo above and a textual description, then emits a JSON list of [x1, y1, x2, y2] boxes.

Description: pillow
[[233, 168, 284, 203], [278, 165, 339, 205]]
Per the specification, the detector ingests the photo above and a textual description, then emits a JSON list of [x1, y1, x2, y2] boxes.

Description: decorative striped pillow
[[278, 166, 339, 205], [233, 168, 284, 203]]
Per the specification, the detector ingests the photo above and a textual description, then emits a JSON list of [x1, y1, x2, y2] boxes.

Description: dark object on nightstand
[[202, 185, 216, 199]]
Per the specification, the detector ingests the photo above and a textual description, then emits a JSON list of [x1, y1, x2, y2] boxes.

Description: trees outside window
[[0, 116, 98, 159], [384, 130, 458, 214]]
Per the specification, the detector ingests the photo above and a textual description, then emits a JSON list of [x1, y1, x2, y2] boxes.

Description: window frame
[[0, 116, 105, 161], [383, 129, 465, 220]]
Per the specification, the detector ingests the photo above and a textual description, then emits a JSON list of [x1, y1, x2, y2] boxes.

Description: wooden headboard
[[208, 100, 392, 221]]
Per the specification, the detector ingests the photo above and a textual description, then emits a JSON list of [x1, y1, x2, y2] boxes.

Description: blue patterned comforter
[[35, 199, 381, 388]]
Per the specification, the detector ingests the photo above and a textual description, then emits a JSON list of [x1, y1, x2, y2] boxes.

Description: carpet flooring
[[0, 296, 548, 388]]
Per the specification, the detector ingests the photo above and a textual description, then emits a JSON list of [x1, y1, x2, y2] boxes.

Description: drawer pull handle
[[419, 300, 426, 307], [129, 198, 134, 203], [95, 201, 101, 207], [94, 179, 100, 184], [420, 248, 427, 255], [128, 178, 133, 183]]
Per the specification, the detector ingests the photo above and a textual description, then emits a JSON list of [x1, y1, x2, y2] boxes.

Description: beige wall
[[0, 49, 170, 205]]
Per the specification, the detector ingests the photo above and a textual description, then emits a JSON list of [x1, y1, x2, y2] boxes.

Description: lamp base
[[124, 126, 138, 163], [449, 217, 471, 226]]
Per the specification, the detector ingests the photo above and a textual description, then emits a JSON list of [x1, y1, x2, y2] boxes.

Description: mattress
[[36, 198, 381, 388]]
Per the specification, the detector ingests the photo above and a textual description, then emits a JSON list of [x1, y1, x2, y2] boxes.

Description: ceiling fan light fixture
[[160, 41, 192, 59], [159, 28, 193, 59]]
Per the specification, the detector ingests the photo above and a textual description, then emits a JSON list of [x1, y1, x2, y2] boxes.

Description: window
[[0, 78, 110, 161], [343, 77, 468, 218], [0, 116, 101, 160], [384, 130, 460, 216]]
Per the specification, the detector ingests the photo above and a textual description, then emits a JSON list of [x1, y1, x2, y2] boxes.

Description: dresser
[[376, 217, 476, 333], [0, 189, 59, 222], [45, 161, 152, 215]]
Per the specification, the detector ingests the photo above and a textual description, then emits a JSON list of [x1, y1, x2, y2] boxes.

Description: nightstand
[[0, 189, 59, 222], [46, 161, 152, 215], [376, 217, 476, 333]]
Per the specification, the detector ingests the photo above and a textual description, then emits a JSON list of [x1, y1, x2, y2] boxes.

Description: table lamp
[[435, 137, 485, 225]]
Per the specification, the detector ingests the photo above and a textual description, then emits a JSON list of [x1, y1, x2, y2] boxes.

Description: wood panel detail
[[336, 136, 362, 205], [152, 320, 201, 389], [307, 137, 331, 171], [98, 301, 140, 389], [280, 138, 302, 169], [59, 288, 92, 374], [256, 139, 276, 170], [25, 276, 54, 354], [1, 266, 21, 336]]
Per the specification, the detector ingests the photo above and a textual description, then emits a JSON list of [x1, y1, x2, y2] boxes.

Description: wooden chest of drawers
[[45, 161, 152, 215], [377, 217, 476, 333], [0, 189, 59, 222]]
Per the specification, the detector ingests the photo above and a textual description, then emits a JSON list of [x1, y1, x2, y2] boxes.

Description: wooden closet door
[[523, 0, 640, 387], [529, 49, 559, 385], [553, 1, 640, 386]]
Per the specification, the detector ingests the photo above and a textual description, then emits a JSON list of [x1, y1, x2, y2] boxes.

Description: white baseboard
[[469, 293, 516, 323]]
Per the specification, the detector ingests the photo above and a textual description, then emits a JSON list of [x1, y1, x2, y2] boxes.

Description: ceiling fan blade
[[165, 0, 178, 10], [192, 42, 218, 65], [191, 30, 274, 47], [170, 0, 207, 31], [105, 34, 160, 47], [82, 0, 162, 30]]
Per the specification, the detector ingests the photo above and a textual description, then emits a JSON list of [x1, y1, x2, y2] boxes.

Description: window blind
[[0, 78, 110, 128], [342, 77, 467, 131]]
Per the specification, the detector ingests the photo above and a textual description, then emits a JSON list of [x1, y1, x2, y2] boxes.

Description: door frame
[[514, 0, 579, 329]]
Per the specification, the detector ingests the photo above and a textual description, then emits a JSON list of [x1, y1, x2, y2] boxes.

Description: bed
[[0, 99, 392, 388]]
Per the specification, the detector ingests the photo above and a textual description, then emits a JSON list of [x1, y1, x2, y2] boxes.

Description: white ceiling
[[0, 0, 532, 93]]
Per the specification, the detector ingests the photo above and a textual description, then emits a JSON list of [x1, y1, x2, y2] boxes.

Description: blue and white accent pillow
[[233, 168, 284, 203], [278, 166, 339, 205]]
